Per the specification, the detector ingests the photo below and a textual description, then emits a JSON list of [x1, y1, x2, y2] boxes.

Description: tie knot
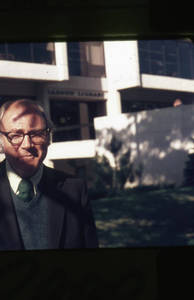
[[17, 179, 34, 202]]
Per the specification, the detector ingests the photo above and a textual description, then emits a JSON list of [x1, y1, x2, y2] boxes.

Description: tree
[[89, 134, 142, 199]]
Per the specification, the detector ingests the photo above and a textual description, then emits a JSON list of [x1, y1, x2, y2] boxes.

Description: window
[[0, 43, 56, 65], [138, 40, 194, 79], [67, 42, 106, 77], [121, 100, 170, 113], [50, 100, 81, 142], [50, 99, 106, 142], [67, 42, 81, 76]]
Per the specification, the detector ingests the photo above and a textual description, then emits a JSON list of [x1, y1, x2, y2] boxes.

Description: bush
[[88, 155, 113, 200], [88, 134, 144, 200], [183, 153, 194, 186]]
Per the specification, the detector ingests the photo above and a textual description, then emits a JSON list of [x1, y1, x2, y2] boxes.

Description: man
[[0, 99, 98, 251]]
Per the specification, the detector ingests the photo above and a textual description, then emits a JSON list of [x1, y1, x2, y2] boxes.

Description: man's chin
[[20, 159, 39, 169], [17, 158, 40, 177]]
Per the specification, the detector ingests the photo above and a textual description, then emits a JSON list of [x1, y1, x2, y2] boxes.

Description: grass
[[91, 186, 194, 248]]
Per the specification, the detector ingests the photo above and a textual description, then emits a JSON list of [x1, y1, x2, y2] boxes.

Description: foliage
[[88, 134, 143, 199], [183, 152, 194, 186], [88, 155, 113, 200]]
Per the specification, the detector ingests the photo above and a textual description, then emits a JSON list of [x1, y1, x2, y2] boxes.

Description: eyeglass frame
[[0, 127, 51, 146]]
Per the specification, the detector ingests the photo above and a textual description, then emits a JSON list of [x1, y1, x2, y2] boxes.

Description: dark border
[[1, 1, 194, 299], [0, 0, 194, 42]]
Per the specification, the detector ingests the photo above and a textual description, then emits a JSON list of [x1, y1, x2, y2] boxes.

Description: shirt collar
[[6, 160, 43, 195]]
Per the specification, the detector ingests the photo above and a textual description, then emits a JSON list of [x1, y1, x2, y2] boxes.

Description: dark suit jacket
[[0, 160, 99, 251]]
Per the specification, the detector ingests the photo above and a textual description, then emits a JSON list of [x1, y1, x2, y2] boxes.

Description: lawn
[[91, 186, 194, 248]]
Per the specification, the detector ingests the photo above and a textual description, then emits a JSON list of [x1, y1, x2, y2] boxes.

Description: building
[[1, 39, 194, 185]]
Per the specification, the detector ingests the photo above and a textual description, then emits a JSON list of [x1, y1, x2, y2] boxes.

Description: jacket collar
[[6, 160, 43, 197], [38, 164, 67, 249]]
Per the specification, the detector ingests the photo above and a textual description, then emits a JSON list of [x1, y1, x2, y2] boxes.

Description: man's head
[[0, 99, 52, 178]]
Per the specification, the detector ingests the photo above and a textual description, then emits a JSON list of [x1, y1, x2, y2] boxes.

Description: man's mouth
[[20, 154, 35, 159], [20, 149, 39, 158]]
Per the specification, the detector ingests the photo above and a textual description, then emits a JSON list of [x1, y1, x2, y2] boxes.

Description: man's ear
[[0, 135, 4, 154]]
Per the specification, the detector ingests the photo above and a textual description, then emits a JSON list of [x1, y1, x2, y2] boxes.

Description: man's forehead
[[6, 102, 41, 114], [4, 103, 43, 120], [1, 103, 45, 129]]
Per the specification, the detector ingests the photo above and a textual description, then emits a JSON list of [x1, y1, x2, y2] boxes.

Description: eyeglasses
[[0, 128, 50, 145]]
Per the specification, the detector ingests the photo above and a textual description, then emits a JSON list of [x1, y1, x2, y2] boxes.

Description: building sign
[[48, 88, 105, 99]]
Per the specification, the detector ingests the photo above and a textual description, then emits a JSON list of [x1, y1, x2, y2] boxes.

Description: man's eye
[[9, 134, 22, 139], [31, 132, 43, 137]]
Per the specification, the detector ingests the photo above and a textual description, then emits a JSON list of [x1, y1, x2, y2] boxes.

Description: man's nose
[[21, 134, 32, 148]]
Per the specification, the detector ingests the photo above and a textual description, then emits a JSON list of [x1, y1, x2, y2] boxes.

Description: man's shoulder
[[0, 159, 6, 168], [0, 159, 6, 175], [43, 164, 84, 185], [42, 165, 86, 200]]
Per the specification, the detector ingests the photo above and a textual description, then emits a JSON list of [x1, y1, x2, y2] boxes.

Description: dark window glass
[[50, 100, 80, 127], [180, 63, 191, 79], [33, 43, 55, 64], [150, 52, 163, 61], [191, 49, 194, 78], [164, 40, 177, 54], [53, 128, 81, 142], [122, 100, 170, 113], [67, 42, 81, 76], [0, 44, 6, 59], [140, 50, 149, 60], [8, 43, 31, 62], [139, 58, 150, 73], [149, 40, 164, 51], [50, 99, 106, 142], [166, 63, 178, 77], [179, 43, 191, 79], [67, 42, 106, 77], [0, 43, 55, 64], [138, 40, 149, 50], [138, 40, 194, 79], [165, 52, 177, 63], [50, 100, 81, 142], [150, 60, 165, 75]]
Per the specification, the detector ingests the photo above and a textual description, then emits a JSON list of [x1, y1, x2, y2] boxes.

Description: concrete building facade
[[0, 39, 194, 186]]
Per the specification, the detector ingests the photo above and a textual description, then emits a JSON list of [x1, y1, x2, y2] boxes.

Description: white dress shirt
[[6, 160, 43, 204]]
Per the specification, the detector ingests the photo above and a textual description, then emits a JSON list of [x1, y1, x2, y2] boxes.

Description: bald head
[[0, 99, 50, 131], [0, 99, 52, 177]]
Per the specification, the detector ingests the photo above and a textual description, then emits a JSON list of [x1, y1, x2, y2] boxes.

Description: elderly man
[[0, 99, 98, 251]]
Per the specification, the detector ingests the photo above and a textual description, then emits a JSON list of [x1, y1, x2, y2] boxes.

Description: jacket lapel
[[38, 166, 66, 249], [0, 160, 24, 251], [0, 161, 67, 250]]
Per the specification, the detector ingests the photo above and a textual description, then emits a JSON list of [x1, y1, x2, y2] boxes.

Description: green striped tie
[[17, 179, 34, 202]]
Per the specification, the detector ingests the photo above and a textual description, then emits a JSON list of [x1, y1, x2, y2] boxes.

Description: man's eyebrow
[[9, 128, 45, 133], [9, 128, 24, 133], [28, 129, 46, 134]]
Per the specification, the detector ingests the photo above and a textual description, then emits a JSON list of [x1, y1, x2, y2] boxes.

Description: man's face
[[0, 102, 49, 178]]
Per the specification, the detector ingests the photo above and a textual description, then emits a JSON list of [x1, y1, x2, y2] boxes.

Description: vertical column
[[79, 102, 90, 139], [106, 90, 122, 117], [55, 42, 69, 80], [103, 41, 140, 117]]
